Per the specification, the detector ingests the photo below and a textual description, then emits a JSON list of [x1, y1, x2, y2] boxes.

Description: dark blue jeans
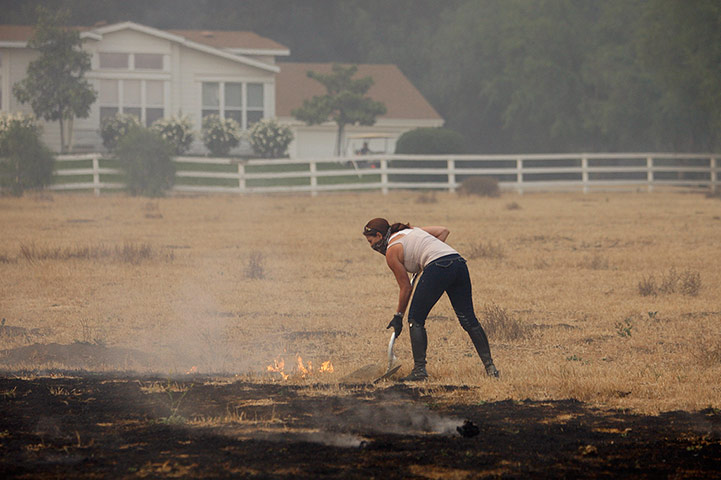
[[407, 254, 481, 331]]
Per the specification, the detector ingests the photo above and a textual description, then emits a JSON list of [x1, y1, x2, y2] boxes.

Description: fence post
[[448, 157, 456, 193], [647, 156, 654, 192], [92, 154, 100, 196], [712, 156, 718, 193], [581, 156, 589, 194], [309, 160, 318, 197], [516, 157, 523, 195], [381, 157, 389, 195], [237, 162, 245, 192]]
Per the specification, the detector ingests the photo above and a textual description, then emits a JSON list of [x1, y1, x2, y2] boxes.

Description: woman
[[363, 217, 499, 381]]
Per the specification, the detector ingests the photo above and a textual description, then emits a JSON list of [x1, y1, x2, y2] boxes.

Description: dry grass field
[[1, 189, 720, 416]]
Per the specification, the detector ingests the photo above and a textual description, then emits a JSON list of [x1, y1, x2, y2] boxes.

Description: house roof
[[0, 22, 284, 72], [0, 25, 36, 42], [0, 24, 287, 51], [168, 29, 289, 55], [275, 62, 442, 121]]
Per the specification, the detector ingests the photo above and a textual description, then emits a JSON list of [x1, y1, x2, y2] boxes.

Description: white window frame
[[200, 79, 267, 130], [96, 77, 168, 127], [0, 51, 6, 112], [97, 52, 168, 72]]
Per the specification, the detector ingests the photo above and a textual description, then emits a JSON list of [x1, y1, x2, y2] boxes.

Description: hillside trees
[[7, 0, 721, 153]]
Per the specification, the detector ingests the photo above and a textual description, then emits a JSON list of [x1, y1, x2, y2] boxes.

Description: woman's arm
[[421, 226, 450, 242], [385, 244, 412, 314]]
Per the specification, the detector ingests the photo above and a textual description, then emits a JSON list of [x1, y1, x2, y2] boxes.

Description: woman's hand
[[387, 313, 403, 338]]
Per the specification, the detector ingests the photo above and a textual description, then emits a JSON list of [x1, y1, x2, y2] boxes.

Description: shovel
[[371, 331, 401, 383], [339, 272, 418, 384], [371, 272, 419, 383]]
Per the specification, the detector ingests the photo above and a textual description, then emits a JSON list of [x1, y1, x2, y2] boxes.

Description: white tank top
[[388, 227, 458, 274]]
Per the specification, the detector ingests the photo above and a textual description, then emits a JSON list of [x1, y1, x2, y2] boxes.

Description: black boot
[[400, 324, 428, 381], [467, 325, 499, 378]]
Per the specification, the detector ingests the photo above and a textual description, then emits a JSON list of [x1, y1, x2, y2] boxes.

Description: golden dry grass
[[1, 190, 720, 414]]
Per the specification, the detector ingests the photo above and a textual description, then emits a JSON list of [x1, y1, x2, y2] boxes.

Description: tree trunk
[[67, 116, 75, 153], [59, 118, 66, 153], [335, 123, 345, 156]]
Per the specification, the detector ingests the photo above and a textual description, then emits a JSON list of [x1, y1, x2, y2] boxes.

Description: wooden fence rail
[[52, 153, 720, 196]]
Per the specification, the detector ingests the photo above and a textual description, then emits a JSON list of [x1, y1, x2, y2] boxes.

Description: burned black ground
[[1, 373, 720, 479]]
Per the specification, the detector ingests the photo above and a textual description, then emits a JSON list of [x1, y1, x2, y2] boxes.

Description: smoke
[[234, 392, 462, 449], [152, 280, 239, 373], [312, 392, 461, 436]]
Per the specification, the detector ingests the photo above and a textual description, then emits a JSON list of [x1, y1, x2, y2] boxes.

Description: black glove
[[387, 313, 403, 338]]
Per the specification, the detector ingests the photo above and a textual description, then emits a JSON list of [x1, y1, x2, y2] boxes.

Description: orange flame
[[265, 356, 333, 379], [186, 365, 198, 374], [267, 357, 289, 380]]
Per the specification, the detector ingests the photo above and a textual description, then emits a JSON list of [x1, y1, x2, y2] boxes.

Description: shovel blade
[[372, 364, 402, 384]]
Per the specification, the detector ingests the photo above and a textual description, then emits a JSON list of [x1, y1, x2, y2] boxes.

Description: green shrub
[[116, 127, 175, 197], [0, 113, 54, 196], [100, 113, 141, 152], [459, 176, 500, 197], [201, 115, 241, 156], [248, 119, 293, 158], [394, 127, 465, 154], [151, 115, 194, 155]]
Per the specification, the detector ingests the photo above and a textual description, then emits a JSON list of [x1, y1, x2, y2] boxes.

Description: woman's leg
[[402, 263, 450, 380], [445, 259, 499, 377]]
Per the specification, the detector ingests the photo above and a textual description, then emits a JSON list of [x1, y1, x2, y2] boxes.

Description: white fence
[[52, 153, 720, 196]]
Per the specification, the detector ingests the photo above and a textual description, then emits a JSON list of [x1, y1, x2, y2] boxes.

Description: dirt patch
[[0, 375, 719, 478]]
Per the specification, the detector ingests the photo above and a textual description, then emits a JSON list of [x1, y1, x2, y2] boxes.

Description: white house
[[0, 21, 442, 157]]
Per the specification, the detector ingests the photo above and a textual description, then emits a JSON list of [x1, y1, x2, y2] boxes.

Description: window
[[99, 52, 129, 69], [224, 83, 243, 124], [98, 79, 165, 127], [246, 83, 264, 126], [202, 82, 220, 118], [201, 81, 264, 129], [0, 52, 3, 110], [98, 53, 165, 71], [134, 53, 163, 70]]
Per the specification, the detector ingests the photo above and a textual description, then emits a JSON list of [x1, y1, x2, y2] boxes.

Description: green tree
[[292, 64, 386, 155], [635, 0, 721, 151], [0, 116, 55, 196], [12, 7, 97, 153]]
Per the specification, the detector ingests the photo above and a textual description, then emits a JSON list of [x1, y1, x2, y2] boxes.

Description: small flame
[[186, 365, 198, 374], [265, 356, 333, 379], [297, 356, 311, 377], [267, 357, 289, 380]]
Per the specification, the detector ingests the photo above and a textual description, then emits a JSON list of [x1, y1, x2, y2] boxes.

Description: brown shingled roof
[[168, 29, 288, 51], [276, 62, 441, 121], [0, 25, 35, 42]]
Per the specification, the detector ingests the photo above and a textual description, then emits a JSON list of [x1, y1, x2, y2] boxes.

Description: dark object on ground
[[457, 419, 480, 438]]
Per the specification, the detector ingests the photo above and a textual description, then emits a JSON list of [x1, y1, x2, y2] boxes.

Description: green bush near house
[[394, 127, 466, 154], [100, 113, 141, 152], [391, 127, 465, 184], [248, 119, 293, 158], [115, 127, 175, 197], [0, 113, 54, 196], [201, 115, 241, 157], [151, 115, 195, 155]]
